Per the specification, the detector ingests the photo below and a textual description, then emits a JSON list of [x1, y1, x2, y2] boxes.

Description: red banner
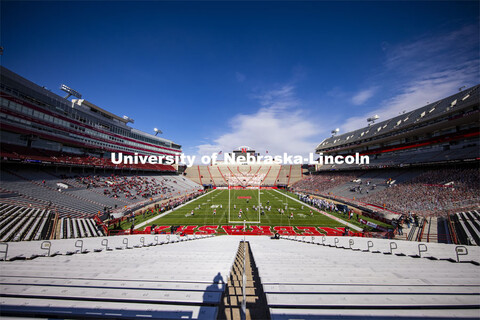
[[140, 225, 360, 236]]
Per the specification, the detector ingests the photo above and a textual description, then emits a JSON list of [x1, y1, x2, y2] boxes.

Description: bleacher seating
[[1, 235, 479, 318], [0, 204, 52, 242], [451, 210, 480, 246], [0, 235, 238, 319], [261, 165, 281, 186], [185, 164, 306, 187], [0, 203, 107, 241], [292, 167, 480, 218], [0, 168, 202, 218], [249, 236, 480, 319], [316, 144, 480, 171], [0, 143, 176, 172], [58, 217, 105, 239]]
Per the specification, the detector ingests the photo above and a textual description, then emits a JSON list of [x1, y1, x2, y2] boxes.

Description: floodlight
[[154, 128, 163, 136], [123, 116, 134, 124], [331, 128, 339, 136], [60, 84, 82, 99], [367, 115, 379, 125]]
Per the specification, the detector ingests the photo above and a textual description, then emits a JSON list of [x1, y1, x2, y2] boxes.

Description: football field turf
[[146, 188, 345, 228]]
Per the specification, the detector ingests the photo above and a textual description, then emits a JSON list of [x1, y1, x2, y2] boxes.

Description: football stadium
[[1, 1, 479, 319]]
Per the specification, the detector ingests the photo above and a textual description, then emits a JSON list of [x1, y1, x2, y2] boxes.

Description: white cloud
[[341, 24, 479, 132], [342, 69, 477, 131], [384, 25, 478, 74], [351, 87, 377, 105], [195, 85, 321, 162]]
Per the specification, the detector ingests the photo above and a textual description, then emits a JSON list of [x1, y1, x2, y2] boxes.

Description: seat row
[[0, 235, 238, 319], [246, 236, 480, 320], [0, 204, 52, 242]]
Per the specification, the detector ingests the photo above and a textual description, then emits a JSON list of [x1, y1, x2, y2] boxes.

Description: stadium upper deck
[[316, 85, 479, 169], [0, 66, 181, 170]]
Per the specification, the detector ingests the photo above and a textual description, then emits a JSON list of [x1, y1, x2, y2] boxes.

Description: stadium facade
[[0, 66, 181, 171], [0, 67, 204, 243], [316, 85, 479, 170]]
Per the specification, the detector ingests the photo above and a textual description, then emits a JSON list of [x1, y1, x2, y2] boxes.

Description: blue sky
[[2, 1, 479, 160]]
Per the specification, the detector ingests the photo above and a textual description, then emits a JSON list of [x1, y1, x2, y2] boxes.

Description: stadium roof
[[316, 85, 480, 152]]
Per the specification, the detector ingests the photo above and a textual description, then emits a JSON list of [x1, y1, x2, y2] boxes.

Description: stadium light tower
[[60, 84, 82, 100], [154, 128, 163, 136], [331, 128, 339, 136], [123, 116, 134, 124], [367, 115, 379, 126]]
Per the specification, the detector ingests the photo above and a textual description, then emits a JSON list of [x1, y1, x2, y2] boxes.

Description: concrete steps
[[217, 241, 269, 320]]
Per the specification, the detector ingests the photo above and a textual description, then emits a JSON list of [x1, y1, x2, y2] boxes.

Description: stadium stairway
[[218, 241, 270, 320], [394, 217, 427, 242]]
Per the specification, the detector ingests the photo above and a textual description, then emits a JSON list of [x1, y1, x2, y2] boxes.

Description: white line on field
[[135, 191, 213, 229]]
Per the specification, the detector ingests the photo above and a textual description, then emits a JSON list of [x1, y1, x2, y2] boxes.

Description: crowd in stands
[[75, 174, 175, 201], [290, 167, 479, 218], [292, 172, 358, 193], [362, 168, 480, 216]]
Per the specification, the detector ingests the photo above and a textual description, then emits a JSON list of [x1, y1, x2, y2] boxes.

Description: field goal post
[[228, 174, 261, 224]]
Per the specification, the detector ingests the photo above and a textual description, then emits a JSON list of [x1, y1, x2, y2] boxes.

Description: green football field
[[146, 188, 344, 227]]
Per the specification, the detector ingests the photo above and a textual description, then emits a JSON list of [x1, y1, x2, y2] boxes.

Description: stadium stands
[[292, 167, 480, 217], [0, 204, 53, 242], [306, 85, 480, 240], [0, 234, 236, 319], [316, 85, 479, 155], [185, 164, 305, 187], [361, 167, 480, 216], [58, 217, 105, 239], [250, 236, 480, 319], [0, 166, 202, 219], [0, 202, 107, 242], [1, 235, 479, 319], [0, 143, 177, 172], [450, 210, 480, 246], [0, 66, 182, 173], [290, 164, 480, 245]]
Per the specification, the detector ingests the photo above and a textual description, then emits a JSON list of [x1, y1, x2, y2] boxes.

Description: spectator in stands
[[295, 168, 479, 217], [397, 221, 403, 235]]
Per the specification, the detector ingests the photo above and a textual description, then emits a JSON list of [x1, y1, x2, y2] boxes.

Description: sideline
[[272, 189, 362, 231], [135, 190, 214, 229]]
